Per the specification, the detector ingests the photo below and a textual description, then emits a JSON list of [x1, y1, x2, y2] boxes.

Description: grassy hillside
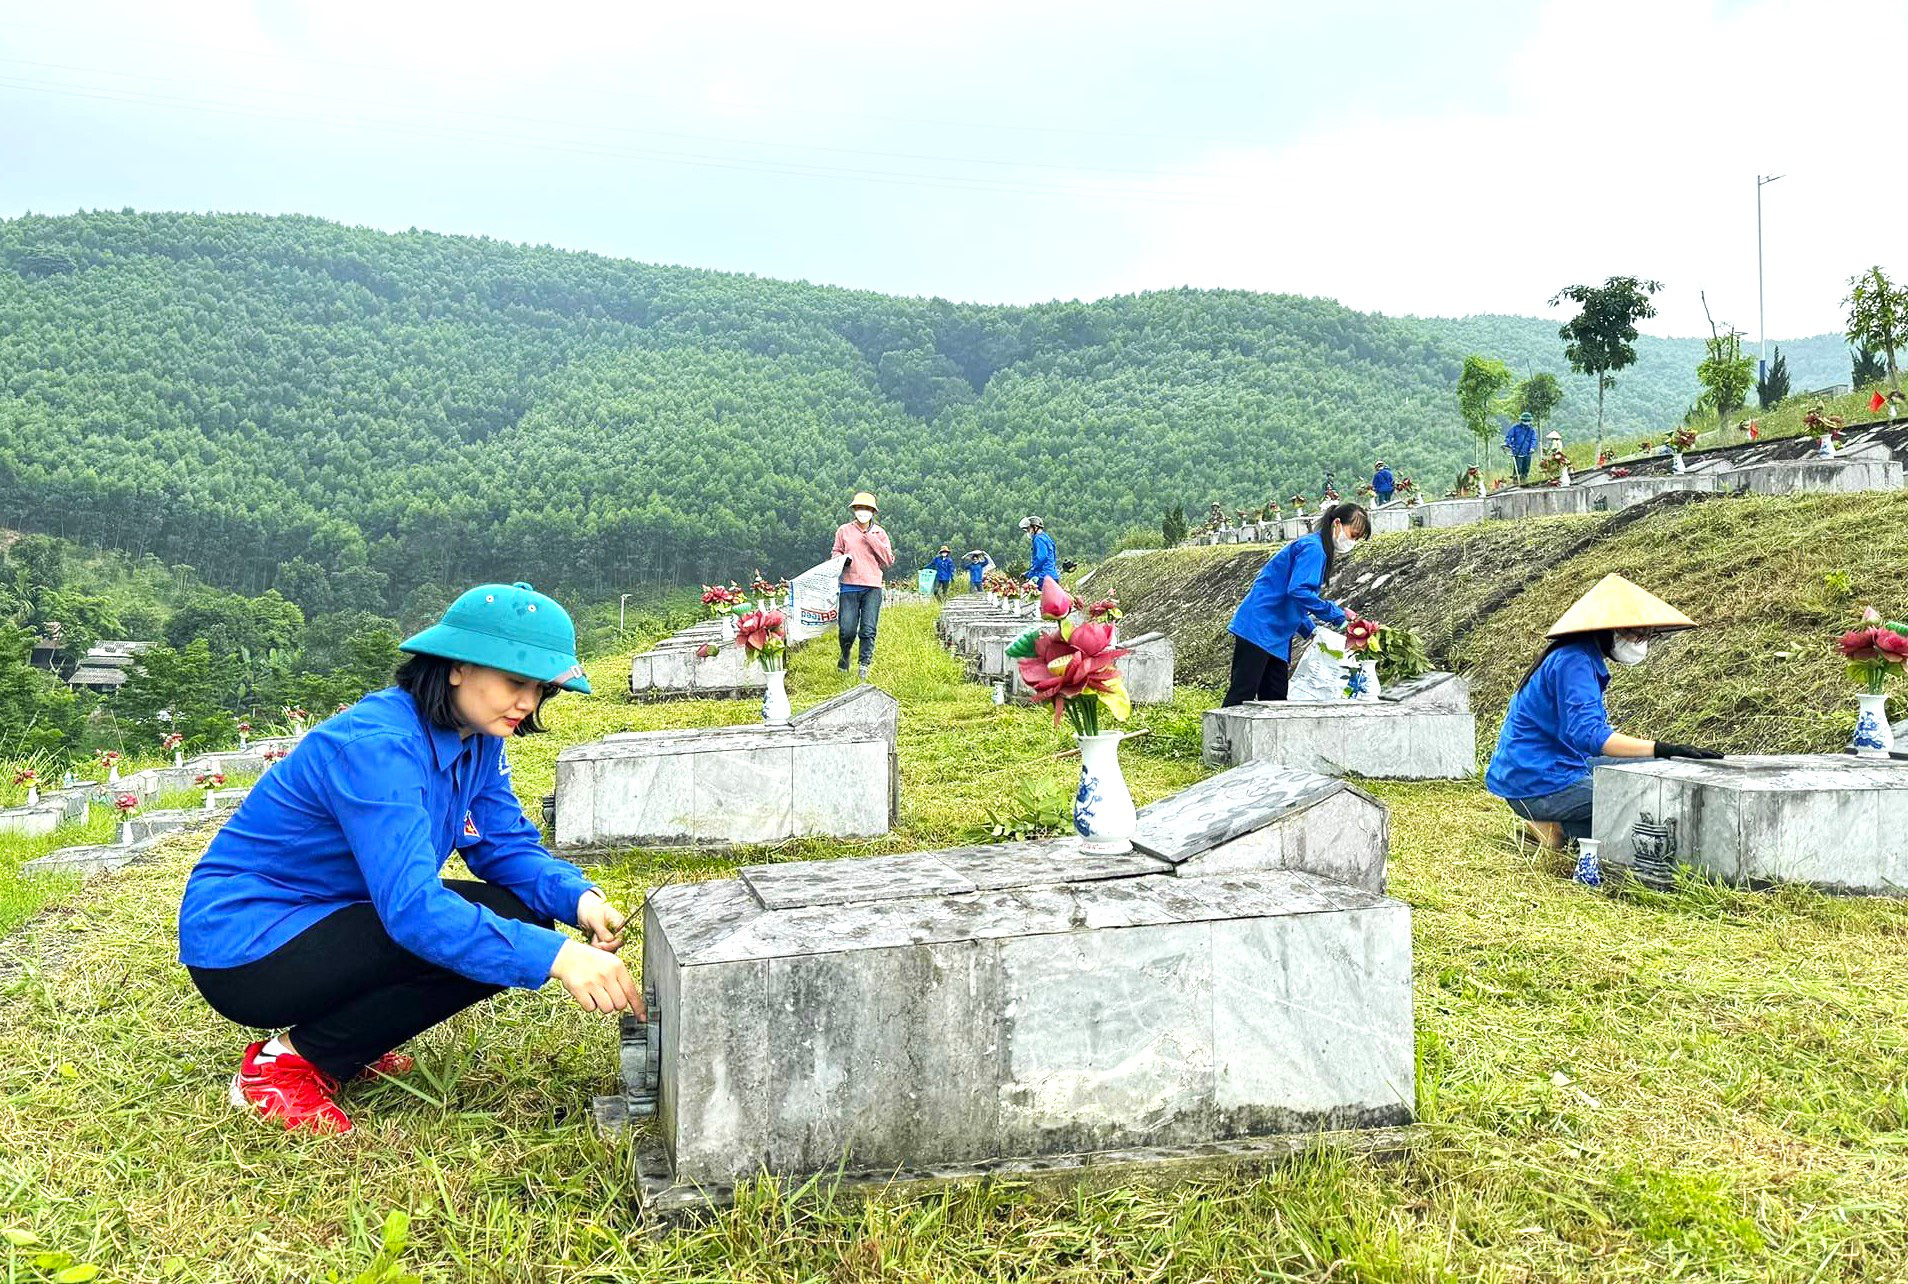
[[1081, 489, 1908, 749], [4, 602, 1908, 1279], [0, 210, 1841, 613]]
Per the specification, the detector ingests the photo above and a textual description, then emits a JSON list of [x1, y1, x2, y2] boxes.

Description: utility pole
[[618, 593, 632, 638], [1757, 173, 1783, 382]]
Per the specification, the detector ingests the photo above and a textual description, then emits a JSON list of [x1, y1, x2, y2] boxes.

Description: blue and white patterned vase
[[1852, 693, 1894, 758], [1573, 837, 1602, 887], [1073, 732, 1136, 855]]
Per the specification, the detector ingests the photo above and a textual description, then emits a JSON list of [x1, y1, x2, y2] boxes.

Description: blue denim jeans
[[1505, 757, 1616, 840], [838, 587, 882, 666]]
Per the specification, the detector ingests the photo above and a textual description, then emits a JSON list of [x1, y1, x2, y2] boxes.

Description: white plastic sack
[[1286, 627, 1356, 703], [788, 554, 851, 643]]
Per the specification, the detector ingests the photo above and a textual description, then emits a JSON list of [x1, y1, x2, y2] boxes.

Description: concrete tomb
[[1591, 755, 1908, 896], [1409, 499, 1486, 529], [629, 633, 768, 701], [1202, 672, 1476, 780], [609, 758, 1412, 1213], [553, 687, 898, 851]]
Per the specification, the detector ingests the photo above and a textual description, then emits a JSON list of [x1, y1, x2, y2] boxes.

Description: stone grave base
[[1728, 458, 1903, 496], [1592, 755, 1908, 895], [1203, 673, 1476, 780], [629, 637, 768, 700], [1368, 506, 1413, 536], [1409, 499, 1485, 528], [23, 836, 170, 878]]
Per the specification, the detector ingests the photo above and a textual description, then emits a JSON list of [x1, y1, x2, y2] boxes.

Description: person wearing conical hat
[[929, 544, 957, 600], [177, 583, 639, 1134], [832, 491, 895, 679], [1505, 411, 1537, 484], [1485, 574, 1722, 850]]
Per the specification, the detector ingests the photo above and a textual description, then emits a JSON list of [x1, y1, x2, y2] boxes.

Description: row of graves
[[1185, 419, 1908, 548]]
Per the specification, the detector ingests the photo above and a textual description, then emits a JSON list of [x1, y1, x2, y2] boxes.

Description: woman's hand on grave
[[577, 889, 626, 952], [551, 940, 644, 1015], [1654, 741, 1723, 761]]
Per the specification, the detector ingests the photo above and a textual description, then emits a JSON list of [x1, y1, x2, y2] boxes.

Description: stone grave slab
[[1484, 485, 1599, 521], [618, 759, 1412, 1208], [554, 723, 891, 851], [629, 636, 767, 700], [1726, 458, 1904, 497], [1202, 673, 1476, 781], [0, 802, 67, 838], [791, 685, 901, 828], [1409, 498, 1485, 528], [1576, 473, 1719, 512], [1592, 755, 1908, 895], [1368, 506, 1412, 536], [22, 835, 169, 878], [1280, 517, 1311, 541]]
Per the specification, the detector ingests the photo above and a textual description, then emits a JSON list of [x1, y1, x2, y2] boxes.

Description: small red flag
[[1871, 390, 1887, 412]]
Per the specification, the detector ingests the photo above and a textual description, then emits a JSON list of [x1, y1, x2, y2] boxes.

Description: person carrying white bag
[[1222, 502, 1370, 706]]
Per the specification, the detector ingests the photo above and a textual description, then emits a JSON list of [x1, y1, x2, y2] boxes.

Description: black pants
[[1223, 637, 1290, 707], [187, 880, 551, 1082], [933, 580, 950, 600]]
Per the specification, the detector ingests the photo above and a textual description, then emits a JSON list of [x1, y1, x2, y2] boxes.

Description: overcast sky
[[2, 0, 1898, 339]]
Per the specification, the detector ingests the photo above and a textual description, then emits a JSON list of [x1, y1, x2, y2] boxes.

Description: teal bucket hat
[[400, 581, 592, 693], [1518, 411, 1534, 423]]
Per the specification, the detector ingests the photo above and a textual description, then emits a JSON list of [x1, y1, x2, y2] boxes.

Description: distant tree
[[1549, 276, 1664, 462], [1844, 266, 1908, 392], [1456, 355, 1514, 473], [1511, 372, 1564, 427], [1160, 503, 1188, 546], [1852, 344, 1888, 388], [1696, 294, 1755, 439], [1755, 346, 1790, 409]]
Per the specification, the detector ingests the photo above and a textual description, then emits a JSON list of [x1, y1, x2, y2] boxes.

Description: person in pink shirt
[[831, 490, 895, 679]]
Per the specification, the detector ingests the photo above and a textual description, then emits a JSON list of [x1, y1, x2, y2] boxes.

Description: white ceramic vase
[[721, 614, 738, 643], [107, 764, 119, 785], [1671, 451, 1686, 474], [173, 750, 183, 768], [762, 669, 791, 727], [1073, 732, 1136, 854], [117, 820, 133, 846], [25, 786, 38, 807], [1358, 659, 1382, 702], [1559, 465, 1571, 486], [1852, 692, 1895, 757]]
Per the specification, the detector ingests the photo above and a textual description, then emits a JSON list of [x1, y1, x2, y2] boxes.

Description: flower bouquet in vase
[[1839, 608, 1908, 756], [736, 608, 791, 724], [1006, 580, 1136, 854], [284, 706, 309, 739], [162, 731, 185, 767], [236, 720, 251, 749], [12, 769, 38, 808], [96, 749, 121, 786], [1667, 426, 1698, 474], [114, 791, 140, 845], [702, 584, 746, 641], [261, 747, 288, 770], [196, 771, 227, 811], [1086, 595, 1123, 645]]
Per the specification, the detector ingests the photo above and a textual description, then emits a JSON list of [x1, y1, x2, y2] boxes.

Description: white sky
[[1, 0, 1898, 338]]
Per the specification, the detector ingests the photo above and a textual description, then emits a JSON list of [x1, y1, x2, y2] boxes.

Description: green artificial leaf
[[1003, 628, 1044, 659]]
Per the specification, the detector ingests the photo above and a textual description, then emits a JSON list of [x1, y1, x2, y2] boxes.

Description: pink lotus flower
[[12, 769, 36, 786], [1040, 580, 1072, 620], [113, 792, 139, 815], [1015, 627, 1132, 727], [1841, 628, 1882, 661], [695, 642, 718, 659], [161, 733, 184, 750], [1878, 630, 1908, 661]]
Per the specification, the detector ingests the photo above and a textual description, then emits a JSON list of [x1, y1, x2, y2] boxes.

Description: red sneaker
[[356, 1051, 414, 1081], [228, 1041, 352, 1134]]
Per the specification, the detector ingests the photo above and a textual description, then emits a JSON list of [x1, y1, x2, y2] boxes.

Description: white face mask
[[1331, 525, 1357, 555], [852, 508, 874, 524], [1611, 634, 1649, 666]]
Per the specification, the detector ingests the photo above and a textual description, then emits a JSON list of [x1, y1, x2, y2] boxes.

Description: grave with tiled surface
[[602, 759, 1414, 1216], [1202, 672, 1476, 780]]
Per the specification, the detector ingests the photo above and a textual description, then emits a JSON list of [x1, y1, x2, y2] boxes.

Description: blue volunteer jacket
[[177, 687, 595, 991], [930, 553, 956, 584], [1226, 532, 1345, 661], [1485, 638, 1615, 801], [1505, 423, 1537, 456], [967, 559, 987, 588], [1028, 530, 1059, 585], [1372, 466, 1395, 495]]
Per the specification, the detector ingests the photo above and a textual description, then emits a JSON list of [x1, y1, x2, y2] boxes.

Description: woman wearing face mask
[[1487, 573, 1722, 849], [177, 583, 639, 1134], [832, 491, 894, 679], [1223, 502, 1370, 706]]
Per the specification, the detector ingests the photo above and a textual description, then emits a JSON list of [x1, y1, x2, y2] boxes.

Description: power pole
[[1756, 173, 1783, 382]]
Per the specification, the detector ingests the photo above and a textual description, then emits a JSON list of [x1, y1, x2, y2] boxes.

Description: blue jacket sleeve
[[463, 743, 596, 928], [1285, 540, 1345, 627], [328, 734, 568, 991], [1553, 655, 1615, 755]]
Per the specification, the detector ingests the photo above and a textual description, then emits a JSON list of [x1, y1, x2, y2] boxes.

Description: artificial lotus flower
[[113, 792, 140, 816], [735, 610, 787, 670], [695, 642, 719, 659], [1014, 626, 1132, 733], [1040, 579, 1073, 620], [1344, 618, 1380, 652]]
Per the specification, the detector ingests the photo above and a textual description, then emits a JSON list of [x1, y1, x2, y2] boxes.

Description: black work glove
[[1654, 742, 1723, 761]]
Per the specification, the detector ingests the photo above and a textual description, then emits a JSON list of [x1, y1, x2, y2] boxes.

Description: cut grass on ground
[[3, 603, 1907, 1281]]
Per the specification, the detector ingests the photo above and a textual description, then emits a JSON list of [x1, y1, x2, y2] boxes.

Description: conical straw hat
[[1546, 573, 1696, 637]]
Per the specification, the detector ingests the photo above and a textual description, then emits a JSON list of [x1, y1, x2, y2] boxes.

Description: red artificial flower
[[1344, 618, 1379, 651], [114, 792, 139, 814], [1877, 630, 1908, 661], [695, 642, 718, 659], [1840, 627, 1881, 661], [1016, 630, 1132, 725], [735, 610, 784, 653], [12, 769, 36, 786], [1040, 579, 1073, 620]]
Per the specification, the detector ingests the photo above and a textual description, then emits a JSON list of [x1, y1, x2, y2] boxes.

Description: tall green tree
[[1160, 504, 1187, 546], [1851, 344, 1888, 388], [1511, 372, 1564, 427], [1456, 355, 1514, 474], [1696, 312, 1755, 439], [1755, 346, 1791, 409], [1844, 266, 1907, 392], [1549, 276, 1664, 462]]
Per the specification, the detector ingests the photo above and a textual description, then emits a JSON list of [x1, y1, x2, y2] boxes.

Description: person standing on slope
[[177, 583, 638, 1134], [1371, 459, 1395, 507], [1020, 515, 1059, 588], [965, 549, 993, 593], [1505, 412, 1537, 484], [832, 491, 894, 679], [1223, 502, 1370, 706], [929, 545, 956, 600], [1485, 574, 1721, 849]]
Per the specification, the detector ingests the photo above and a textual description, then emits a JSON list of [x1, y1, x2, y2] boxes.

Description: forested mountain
[[0, 210, 1848, 609]]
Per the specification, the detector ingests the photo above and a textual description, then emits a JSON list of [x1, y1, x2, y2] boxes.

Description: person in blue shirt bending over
[[1486, 574, 1721, 850], [929, 545, 956, 600], [1223, 501, 1370, 706], [1020, 514, 1059, 588], [1505, 411, 1538, 484], [1371, 459, 1395, 506], [178, 582, 639, 1134]]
